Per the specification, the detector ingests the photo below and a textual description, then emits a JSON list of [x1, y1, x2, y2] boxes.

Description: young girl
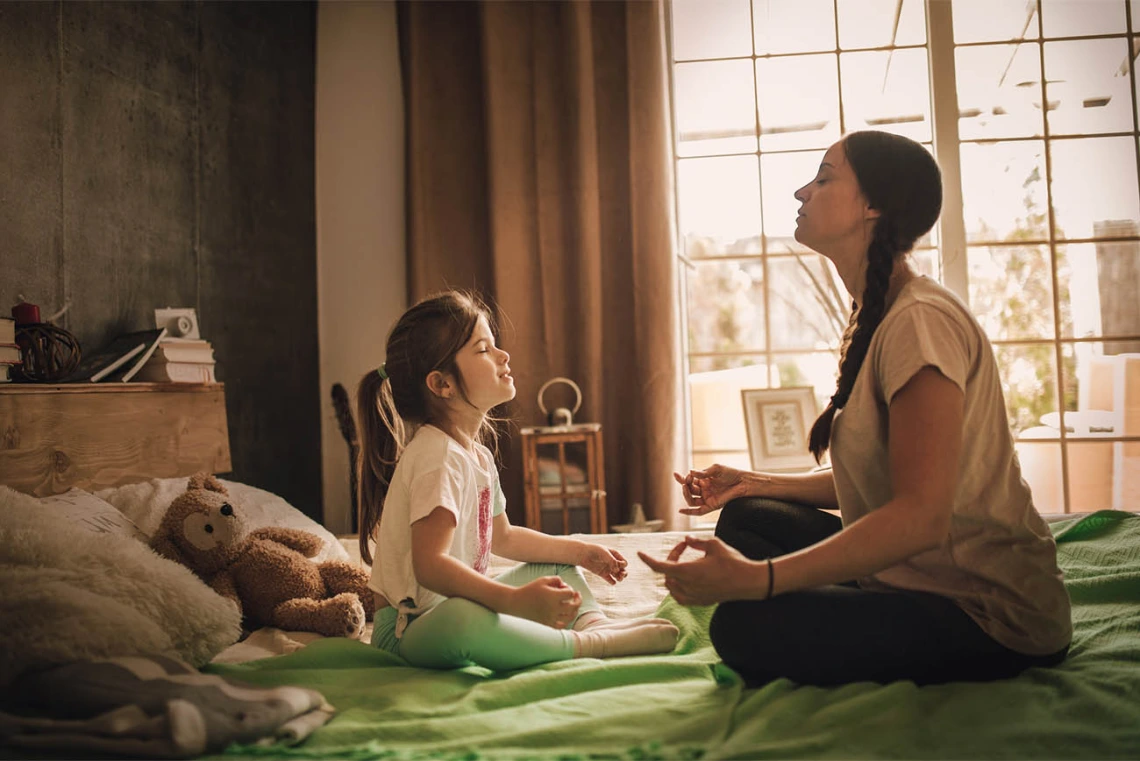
[[356, 291, 678, 671]]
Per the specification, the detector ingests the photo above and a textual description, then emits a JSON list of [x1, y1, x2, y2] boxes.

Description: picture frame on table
[[741, 386, 819, 472]]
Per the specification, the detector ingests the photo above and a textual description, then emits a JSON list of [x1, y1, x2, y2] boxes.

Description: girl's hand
[[579, 544, 628, 585], [638, 535, 758, 605], [674, 465, 750, 515], [509, 576, 582, 628]]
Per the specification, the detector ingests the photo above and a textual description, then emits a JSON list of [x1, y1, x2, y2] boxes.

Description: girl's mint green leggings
[[371, 563, 600, 671]]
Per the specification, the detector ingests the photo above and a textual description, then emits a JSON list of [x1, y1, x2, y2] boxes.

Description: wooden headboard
[[0, 383, 231, 496]]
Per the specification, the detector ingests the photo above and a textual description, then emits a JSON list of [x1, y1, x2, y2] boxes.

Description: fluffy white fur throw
[[0, 487, 242, 688]]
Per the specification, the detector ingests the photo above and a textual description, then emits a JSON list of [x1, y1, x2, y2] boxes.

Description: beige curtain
[[399, 0, 683, 529]]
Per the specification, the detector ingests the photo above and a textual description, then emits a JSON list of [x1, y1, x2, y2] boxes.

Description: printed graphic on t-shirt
[[473, 486, 492, 574]]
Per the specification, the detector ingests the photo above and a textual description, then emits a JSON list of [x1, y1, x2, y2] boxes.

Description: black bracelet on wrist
[[765, 557, 774, 601]]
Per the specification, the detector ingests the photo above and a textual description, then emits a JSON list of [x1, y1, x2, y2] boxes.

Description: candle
[[12, 302, 41, 325]]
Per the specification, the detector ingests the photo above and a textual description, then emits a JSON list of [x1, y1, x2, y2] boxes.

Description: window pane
[[767, 255, 845, 350], [672, 0, 753, 61], [1057, 339, 1076, 421], [689, 354, 770, 373], [1061, 341, 1115, 427], [968, 244, 1056, 341], [836, 0, 926, 50], [840, 48, 931, 141], [756, 54, 841, 151], [1044, 39, 1133, 137], [1050, 137, 1140, 240], [959, 141, 1049, 243], [1040, 0, 1127, 39], [687, 355, 837, 463], [955, 44, 1044, 140], [1014, 440, 1064, 513], [953, 0, 1039, 44], [1064, 441, 1118, 511], [997, 342, 1060, 436], [686, 258, 766, 353], [1135, 37, 1140, 129], [1060, 345, 1140, 509], [678, 156, 762, 258], [1058, 342, 1120, 511], [674, 60, 758, 157], [761, 150, 824, 250], [1096, 238, 1140, 354], [771, 352, 840, 412], [1058, 242, 1140, 345], [912, 246, 940, 278], [689, 359, 769, 450], [753, 0, 835, 54]]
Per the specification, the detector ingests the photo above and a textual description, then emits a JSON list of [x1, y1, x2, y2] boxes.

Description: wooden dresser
[[0, 383, 230, 497]]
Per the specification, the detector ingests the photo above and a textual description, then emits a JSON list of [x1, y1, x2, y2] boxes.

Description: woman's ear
[[426, 370, 453, 399], [864, 204, 881, 221]]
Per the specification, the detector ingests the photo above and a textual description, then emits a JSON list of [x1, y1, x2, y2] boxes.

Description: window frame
[[667, 0, 1140, 518]]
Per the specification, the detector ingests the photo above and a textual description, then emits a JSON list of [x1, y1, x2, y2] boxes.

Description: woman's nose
[[794, 185, 808, 203]]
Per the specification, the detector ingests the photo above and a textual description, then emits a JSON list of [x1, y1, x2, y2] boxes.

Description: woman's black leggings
[[709, 497, 1068, 687]]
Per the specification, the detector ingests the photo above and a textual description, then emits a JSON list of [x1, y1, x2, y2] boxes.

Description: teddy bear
[[150, 473, 375, 639]]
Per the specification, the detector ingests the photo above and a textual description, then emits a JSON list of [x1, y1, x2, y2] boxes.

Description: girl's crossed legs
[[375, 563, 676, 671]]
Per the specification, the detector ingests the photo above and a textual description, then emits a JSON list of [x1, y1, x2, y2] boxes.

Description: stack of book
[[0, 316, 18, 382], [135, 337, 217, 383]]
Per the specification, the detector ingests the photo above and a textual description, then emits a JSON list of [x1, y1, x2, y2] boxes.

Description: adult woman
[[640, 130, 1071, 687]]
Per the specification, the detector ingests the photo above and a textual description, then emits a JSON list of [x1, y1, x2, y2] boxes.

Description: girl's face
[[452, 314, 515, 412], [792, 139, 873, 253]]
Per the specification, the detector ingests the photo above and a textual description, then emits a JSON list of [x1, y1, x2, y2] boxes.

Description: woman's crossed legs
[[710, 497, 1065, 686]]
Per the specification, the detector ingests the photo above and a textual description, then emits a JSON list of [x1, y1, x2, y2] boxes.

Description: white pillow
[[0, 491, 242, 688], [95, 477, 349, 563], [34, 487, 148, 542]]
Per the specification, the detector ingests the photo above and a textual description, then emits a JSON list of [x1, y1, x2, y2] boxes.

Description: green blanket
[[208, 510, 1140, 760]]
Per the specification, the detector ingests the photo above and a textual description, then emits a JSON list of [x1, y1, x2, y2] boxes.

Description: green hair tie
[[377, 364, 388, 381]]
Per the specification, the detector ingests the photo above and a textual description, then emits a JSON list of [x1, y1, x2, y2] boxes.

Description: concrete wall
[[315, 0, 406, 534], [0, 1, 323, 519]]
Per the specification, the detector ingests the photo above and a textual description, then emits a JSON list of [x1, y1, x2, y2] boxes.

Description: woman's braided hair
[[808, 131, 943, 462]]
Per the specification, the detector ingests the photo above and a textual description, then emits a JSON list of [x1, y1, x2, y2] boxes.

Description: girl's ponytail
[[356, 367, 404, 565]]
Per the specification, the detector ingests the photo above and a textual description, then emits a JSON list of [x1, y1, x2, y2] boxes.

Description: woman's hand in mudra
[[638, 535, 758, 606], [674, 465, 750, 516]]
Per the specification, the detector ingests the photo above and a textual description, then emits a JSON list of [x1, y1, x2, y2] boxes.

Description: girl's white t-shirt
[[368, 424, 506, 619]]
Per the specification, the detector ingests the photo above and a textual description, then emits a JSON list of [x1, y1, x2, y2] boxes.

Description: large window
[[670, 0, 1140, 515]]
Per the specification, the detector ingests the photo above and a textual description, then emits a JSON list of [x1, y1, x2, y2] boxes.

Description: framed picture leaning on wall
[[741, 387, 819, 473]]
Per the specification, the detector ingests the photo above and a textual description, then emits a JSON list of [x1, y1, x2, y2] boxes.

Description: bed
[[2, 383, 1139, 760]]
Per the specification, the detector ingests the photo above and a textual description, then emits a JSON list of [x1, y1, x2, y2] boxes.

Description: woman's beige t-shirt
[[830, 276, 1072, 656]]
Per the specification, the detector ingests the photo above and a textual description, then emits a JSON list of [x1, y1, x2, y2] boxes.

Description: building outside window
[[669, 0, 1140, 519]]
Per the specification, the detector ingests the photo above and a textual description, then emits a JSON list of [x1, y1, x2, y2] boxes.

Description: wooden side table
[[520, 423, 607, 535]]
